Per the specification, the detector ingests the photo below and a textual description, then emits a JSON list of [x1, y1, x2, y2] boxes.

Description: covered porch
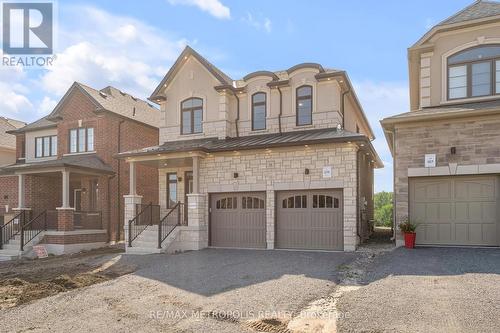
[[1, 156, 114, 254], [123, 151, 208, 251]]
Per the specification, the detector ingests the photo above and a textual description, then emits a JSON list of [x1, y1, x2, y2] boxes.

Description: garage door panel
[[277, 190, 343, 251], [411, 176, 499, 246], [210, 192, 266, 249]]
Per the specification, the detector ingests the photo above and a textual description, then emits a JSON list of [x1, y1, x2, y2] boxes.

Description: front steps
[[125, 225, 180, 255], [0, 232, 44, 261]]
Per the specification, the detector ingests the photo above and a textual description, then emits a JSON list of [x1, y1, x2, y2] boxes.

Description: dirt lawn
[[0, 247, 135, 310]]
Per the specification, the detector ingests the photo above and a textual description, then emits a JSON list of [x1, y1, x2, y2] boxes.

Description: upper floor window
[[181, 98, 203, 135], [35, 135, 57, 158], [296, 85, 312, 126], [252, 92, 266, 131], [69, 127, 94, 153], [448, 45, 500, 100]]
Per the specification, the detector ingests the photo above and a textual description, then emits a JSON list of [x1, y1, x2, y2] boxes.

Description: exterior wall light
[[305, 168, 310, 175], [233, 172, 239, 178]]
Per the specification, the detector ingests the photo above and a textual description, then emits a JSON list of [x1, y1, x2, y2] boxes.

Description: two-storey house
[[0, 117, 26, 224], [0, 82, 159, 258], [119, 46, 382, 253], [382, 0, 500, 247]]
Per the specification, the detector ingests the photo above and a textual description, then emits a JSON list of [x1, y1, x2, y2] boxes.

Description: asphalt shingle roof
[[0, 117, 26, 149], [438, 0, 500, 26], [1, 154, 114, 175]]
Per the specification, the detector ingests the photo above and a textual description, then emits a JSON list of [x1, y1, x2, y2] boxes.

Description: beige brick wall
[[156, 143, 361, 251], [393, 115, 500, 243]]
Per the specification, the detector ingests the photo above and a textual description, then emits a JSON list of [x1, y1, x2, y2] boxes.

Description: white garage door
[[410, 176, 500, 246]]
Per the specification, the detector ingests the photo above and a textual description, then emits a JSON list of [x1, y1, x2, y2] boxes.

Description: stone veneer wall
[[393, 115, 500, 244], [159, 111, 343, 143], [196, 143, 359, 250]]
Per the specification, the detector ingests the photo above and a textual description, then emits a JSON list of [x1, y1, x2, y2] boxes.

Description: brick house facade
[[0, 83, 159, 256]]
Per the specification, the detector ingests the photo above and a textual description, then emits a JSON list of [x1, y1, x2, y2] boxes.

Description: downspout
[[356, 150, 362, 242], [277, 86, 283, 135], [107, 174, 116, 243], [234, 91, 240, 137], [117, 120, 125, 241], [391, 128, 397, 243], [341, 89, 349, 129]]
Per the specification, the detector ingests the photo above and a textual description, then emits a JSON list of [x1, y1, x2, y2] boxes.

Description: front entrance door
[[184, 171, 193, 224], [74, 189, 82, 211]]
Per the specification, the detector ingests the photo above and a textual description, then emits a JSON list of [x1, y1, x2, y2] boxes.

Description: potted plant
[[399, 217, 418, 249]]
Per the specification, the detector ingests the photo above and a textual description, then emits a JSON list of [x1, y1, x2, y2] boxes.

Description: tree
[[374, 191, 393, 227]]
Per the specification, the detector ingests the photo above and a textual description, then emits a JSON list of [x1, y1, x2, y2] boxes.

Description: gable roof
[[0, 117, 26, 149], [150, 46, 233, 100], [438, 0, 500, 26], [412, 1, 500, 48], [13, 82, 161, 134]]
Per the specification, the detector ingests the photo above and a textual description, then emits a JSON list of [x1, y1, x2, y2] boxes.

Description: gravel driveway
[[0, 249, 357, 332], [337, 247, 500, 333]]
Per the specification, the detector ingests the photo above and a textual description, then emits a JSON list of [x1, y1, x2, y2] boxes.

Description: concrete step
[[0, 254, 20, 261], [125, 246, 163, 255]]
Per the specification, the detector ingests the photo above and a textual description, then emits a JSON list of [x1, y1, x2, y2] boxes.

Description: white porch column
[[61, 169, 71, 208], [17, 174, 25, 209], [192, 156, 199, 194], [129, 161, 137, 195]]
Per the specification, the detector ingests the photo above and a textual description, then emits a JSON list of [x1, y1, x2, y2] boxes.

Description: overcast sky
[[0, 0, 474, 192]]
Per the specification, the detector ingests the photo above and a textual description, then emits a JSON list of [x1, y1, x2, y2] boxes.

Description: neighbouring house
[[0, 117, 26, 221], [381, 0, 500, 247], [117, 46, 382, 254], [0, 82, 159, 259]]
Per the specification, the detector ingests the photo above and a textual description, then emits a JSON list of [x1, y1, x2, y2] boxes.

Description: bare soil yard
[[0, 247, 135, 310]]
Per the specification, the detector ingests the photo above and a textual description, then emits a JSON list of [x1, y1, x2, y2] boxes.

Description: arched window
[[181, 98, 203, 134], [252, 92, 266, 130], [296, 85, 312, 126], [242, 196, 265, 209], [282, 195, 307, 209], [215, 197, 238, 209], [448, 45, 500, 100]]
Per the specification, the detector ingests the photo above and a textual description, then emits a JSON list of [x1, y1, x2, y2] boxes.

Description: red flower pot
[[404, 232, 416, 249]]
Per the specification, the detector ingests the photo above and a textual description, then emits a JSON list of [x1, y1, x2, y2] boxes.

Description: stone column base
[[123, 195, 142, 244]]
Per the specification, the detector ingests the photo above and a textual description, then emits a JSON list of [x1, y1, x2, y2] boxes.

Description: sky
[[0, 0, 475, 192]]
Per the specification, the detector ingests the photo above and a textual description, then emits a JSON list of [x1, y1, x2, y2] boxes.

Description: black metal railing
[[0, 210, 28, 250], [128, 203, 160, 247], [158, 202, 184, 249], [74, 211, 103, 229], [21, 211, 48, 251]]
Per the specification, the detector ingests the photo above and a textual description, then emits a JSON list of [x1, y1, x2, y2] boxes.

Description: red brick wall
[[3, 88, 159, 242], [42, 232, 107, 244], [53, 88, 159, 241], [0, 176, 18, 214]]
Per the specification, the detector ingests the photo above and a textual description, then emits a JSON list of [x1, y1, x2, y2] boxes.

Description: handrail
[[0, 211, 25, 250], [21, 210, 47, 251], [158, 202, 183, 249], [127, 202, 160, 247]]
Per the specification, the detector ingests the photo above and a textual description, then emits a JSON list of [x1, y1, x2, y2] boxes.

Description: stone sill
[[44, 229, 107, 236]]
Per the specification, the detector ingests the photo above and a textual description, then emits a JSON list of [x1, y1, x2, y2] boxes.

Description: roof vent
[[131, 96, 137, 101], [99, 91, 107, 98]]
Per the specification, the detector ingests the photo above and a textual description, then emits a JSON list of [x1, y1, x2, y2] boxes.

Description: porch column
[[14, 174, 31, 224], [129, 161, 137, 195], [61, 169, 71, 208], [57, 169, 74, 231], [124, 160, 142, 246], [17, 174, 25, 209], [192, 156, 199, 194]]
